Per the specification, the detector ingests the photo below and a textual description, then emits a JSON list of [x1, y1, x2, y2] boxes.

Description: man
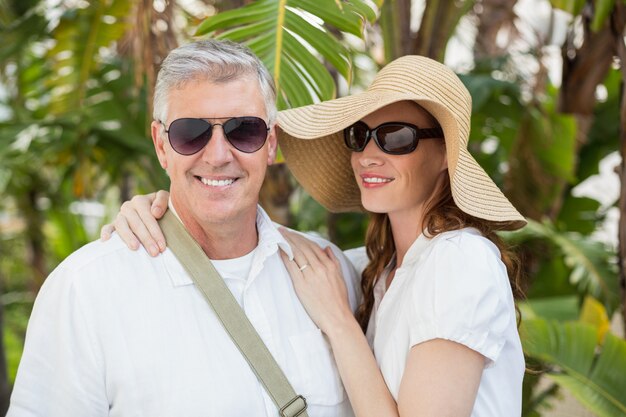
[[8, 40, 359, 417]]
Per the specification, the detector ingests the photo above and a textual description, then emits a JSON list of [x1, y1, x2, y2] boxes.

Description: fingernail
[[130, 240, 139, 250], [158, 241, 166, 251], [150, 245, 159, 256]]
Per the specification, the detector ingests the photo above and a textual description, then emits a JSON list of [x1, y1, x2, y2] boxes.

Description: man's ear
[[152, 121, 168, 170], [266, 125, 278, 166]]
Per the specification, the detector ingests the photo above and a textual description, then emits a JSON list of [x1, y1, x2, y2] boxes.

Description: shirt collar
[[400, 232, 432, 267], [255, 205, 294, 260], [162, 204, 293, 287], [401, 227, 482, 267]]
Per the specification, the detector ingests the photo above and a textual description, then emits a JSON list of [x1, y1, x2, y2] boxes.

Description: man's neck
[[170, 201, 259, 260]]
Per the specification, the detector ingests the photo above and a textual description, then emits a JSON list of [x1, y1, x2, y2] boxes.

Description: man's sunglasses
[[344, 121, 444, 155], [161, 117, 270, 155]]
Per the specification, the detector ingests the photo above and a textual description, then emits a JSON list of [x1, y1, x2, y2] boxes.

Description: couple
[[10, 39, 526, 417]]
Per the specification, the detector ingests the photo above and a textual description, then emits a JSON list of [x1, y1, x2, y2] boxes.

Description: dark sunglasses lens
[[223, 117, 268, 153], [344, 122, 369, 151], [168, 119, 211, 155], [377, 125, 418, 154]]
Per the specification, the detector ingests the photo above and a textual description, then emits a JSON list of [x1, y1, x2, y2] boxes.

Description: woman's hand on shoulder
[[100, 190, 169, 256], [278, 228, 354, 336]]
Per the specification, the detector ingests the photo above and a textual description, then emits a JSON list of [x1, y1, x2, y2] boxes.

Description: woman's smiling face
[[350, 101, 448, 221]]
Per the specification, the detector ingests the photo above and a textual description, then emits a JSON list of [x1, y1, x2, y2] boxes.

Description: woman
[[103, 56, 526, 416]]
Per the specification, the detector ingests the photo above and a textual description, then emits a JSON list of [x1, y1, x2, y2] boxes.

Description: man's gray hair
[[153, 39, 277, 126]]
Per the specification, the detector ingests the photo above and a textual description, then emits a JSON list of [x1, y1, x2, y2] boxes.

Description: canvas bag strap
[[158, 210, 308, 417]]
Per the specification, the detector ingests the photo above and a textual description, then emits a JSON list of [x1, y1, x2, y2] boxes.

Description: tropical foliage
[[0, 0, 624, 415], [521, 297, 626, 416], [196, 0, 381, 108]]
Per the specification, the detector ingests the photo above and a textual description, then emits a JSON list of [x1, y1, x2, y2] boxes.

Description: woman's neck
[[388, 210, 424, 268]]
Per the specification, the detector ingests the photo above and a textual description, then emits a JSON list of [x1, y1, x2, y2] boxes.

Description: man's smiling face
[[152, 77, 277, 228]]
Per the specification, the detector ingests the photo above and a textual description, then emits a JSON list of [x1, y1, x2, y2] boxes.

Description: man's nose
[[201, 124, 235, 165]]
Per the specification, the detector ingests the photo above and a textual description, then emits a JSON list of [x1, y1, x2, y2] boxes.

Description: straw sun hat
[[277, 55, 526, 230]]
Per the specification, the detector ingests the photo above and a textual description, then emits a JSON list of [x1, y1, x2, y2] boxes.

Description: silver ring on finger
[[298, 263, 310, 272]]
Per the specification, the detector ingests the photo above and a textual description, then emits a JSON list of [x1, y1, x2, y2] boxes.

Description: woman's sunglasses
[[344, 121, 444, 155], [161, 117, 270, 155]]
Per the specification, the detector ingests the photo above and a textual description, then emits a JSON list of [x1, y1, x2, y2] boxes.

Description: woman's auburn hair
[[355, 170, 524, 332]]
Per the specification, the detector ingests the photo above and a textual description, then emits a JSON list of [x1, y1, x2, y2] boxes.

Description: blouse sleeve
[[407, 231, 515, 365]]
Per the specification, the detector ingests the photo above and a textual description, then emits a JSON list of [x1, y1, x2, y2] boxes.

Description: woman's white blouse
[[365, 228, 524, 416]]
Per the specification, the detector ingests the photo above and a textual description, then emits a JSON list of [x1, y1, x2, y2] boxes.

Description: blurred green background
[[0, 0, 625, 416]]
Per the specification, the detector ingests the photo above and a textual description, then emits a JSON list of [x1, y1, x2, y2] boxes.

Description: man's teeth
[[363, 177, 392, 183], [200, 178, 235, 186]]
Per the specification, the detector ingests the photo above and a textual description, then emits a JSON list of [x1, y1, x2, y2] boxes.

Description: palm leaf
[[550, 0, 620, 32], [549, 0, 586, 16], [0, 0, 49, 64], [578, 296, 611, 343], [46, 0, 132, 114], [519, 295, 580, 322], [196, 0, 381, 109], [521, 319, 626, 417], [507, 219, 619, 313]]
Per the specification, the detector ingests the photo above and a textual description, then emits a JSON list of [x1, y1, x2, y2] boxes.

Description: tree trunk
[[613, 2, 626, 336], [559, 22, 616, 115], [413, 0, 451, 60], [259, 164, 293, 225], [559, 2, 626, 334], [413, 0, 475, 61], [379, 0, 412, 62], [0, 299, 10, 416], [120, 172, 133, 204], [380, 0, 474, 62], [473, 0, 518, 60], [0, 246, 12, 415], [119, 0, 178, 131], [18, 189, 47, 291], [550, 4, 624, 222], [617, 80, 626, 335]]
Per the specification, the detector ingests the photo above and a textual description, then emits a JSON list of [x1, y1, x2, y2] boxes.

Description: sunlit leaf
[[556, 196, 602, 235], [519, 295, 580, 321], [528, 106, 577, 182], [578, 69, 621, 181], [510, 219, 619, 314], [195, 0, 379, 109], [578, 296, 610, 343], [549, 0, 586, 15], [46, 0, 132, 114], [591, 0, 616, 31], [521, 319, 626, 417], [504, 86, 578, 218]]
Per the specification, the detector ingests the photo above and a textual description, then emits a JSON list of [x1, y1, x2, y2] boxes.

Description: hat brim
[[277, 91, 526, 230]]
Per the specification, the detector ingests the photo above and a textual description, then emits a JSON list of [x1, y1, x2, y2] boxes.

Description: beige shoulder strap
[[159, 210, 308, 417]]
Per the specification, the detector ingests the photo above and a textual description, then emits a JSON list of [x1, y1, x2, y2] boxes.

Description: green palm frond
[[508, 219, 619, 313], [521, 318, 626, 417], [196, 0, 382, 109], [46, 0, 132, 114], [550, 0, 621, 31], [549, 0, 586, 16]]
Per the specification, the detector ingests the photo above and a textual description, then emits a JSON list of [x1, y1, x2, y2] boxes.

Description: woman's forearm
[[325, 317, 399, 417]]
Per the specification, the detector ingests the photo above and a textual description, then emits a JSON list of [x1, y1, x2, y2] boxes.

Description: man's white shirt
[[8, 206, 359, 417]]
